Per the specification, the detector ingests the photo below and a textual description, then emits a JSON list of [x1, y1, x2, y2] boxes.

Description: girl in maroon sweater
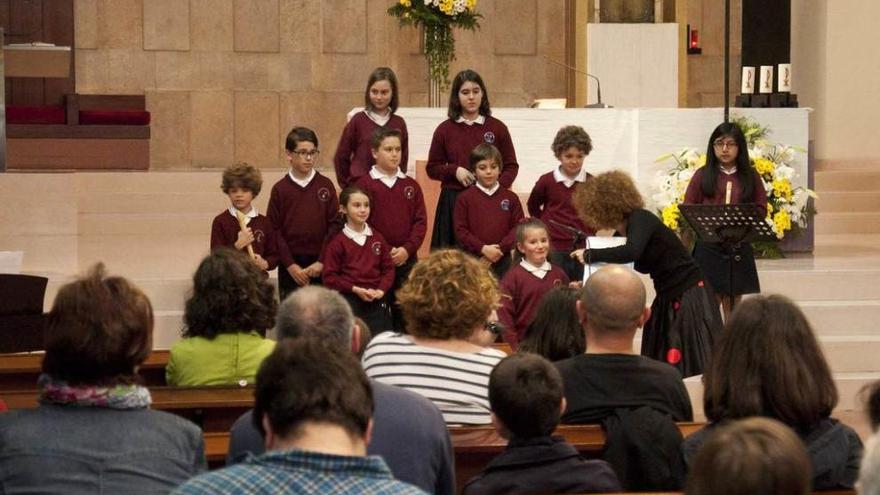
[[454, 143, 523, 279], [498, 219, 570, 348], [322, 186, 395, 334], [334, 67, 409, 189], [427, 69, 519, 248], [683, 122, 767, 319]]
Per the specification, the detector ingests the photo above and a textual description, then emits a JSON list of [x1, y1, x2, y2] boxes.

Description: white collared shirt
[[343, 223, 373, 246], [369, 166, 407, 188], [228, 206, 258, 225], [475, 182, 500, 196], [455, 114, 486, 126], [720, 166, 738, 175], [520, 259, 552, 279], [365, 109, 391, 126], [553, 166, 587, 188], [289, 169, 316, 188]]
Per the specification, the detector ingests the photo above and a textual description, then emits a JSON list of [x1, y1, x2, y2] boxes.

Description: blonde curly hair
[[397, 249, 499, 340], [573, 170, 644, 229]]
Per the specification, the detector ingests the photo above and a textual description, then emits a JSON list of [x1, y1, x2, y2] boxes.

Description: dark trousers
[[389, 258, 416, 332], [277, 254, 322, 303], [343, 293, 392, 337], [549, 249, 584, 283]]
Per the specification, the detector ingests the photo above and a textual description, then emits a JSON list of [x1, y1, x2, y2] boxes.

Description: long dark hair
[[364, 67, 399, 113], [702, 122, 754, 200], [519, 287, 585, 361], [447, 69, 491, 120]]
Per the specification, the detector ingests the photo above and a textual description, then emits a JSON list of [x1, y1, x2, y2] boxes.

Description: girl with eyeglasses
[[682, 122, 768, 320]]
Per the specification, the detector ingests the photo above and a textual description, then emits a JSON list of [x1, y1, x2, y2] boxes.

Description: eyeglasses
[[292, 149, 320, 158], [485, 321, 505, 335], [712, 141, 738, 149]]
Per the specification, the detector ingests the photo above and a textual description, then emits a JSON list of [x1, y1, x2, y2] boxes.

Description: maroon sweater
[[267, 172, 339, 268], [498, 263, 570, 347], [334, 111, 409, 188], [527, 171, 596, 252], [426, 116, 518, 190], [321, 229, 395, 294], [453, 186, 523, 255], [210, 211, 279, 270], [683, 167, 768, 216], [356, 174, 427, 257]]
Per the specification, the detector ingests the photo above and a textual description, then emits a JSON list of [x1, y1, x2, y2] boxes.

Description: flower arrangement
[[653, 116, 817, 257], [387, 0, 481, 92]]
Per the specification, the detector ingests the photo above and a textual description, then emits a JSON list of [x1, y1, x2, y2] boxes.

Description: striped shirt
[[362, 332, 505, 426]]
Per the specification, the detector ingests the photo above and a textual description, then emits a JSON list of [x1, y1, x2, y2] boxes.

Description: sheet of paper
[[0, 251, 24, 274], [583, 237, 634, 283]]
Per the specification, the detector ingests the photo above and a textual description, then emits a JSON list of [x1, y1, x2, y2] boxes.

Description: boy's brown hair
[[221, 162, 263, 197]]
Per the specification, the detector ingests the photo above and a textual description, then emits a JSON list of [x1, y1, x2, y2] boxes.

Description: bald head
[[581, 265, 647, 334], [275, 286, 354, 350]]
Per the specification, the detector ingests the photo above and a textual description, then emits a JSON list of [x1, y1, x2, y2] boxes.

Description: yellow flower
[[399, 0, 411, 6], [698, 154, 707, 167], [765, 202, 774, 219], [467, 0, 477, 10], [661, 204, 680, 231], [773, 210, 791, 238], [753, 157, 775, 176], [771, 178, 793, 200]]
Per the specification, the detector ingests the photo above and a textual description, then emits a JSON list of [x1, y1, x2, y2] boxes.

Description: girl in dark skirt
[[426, 69, 519, 248], [683, 122, 768, 320], [571, 171, 722, 378]]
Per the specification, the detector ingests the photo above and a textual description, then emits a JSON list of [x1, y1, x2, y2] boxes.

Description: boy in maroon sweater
[[210, 162, 278, 273], [356, 128, 426, 331], [267, 127, 340, 302], [454, 143, 523, 279], [527, 125, 596, 282]]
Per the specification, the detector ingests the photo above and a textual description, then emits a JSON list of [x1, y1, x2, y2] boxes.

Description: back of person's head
[[858, 432, 880, 495], [580, 265, 646, 335], [183, 248, 277, 339], [42, 263, 152, 385], [489, 353, 564, 438], [276, 286, 354, 351], [252, 338, 373, 441], [861, 380, 880, 432], [685, 417, 812, 495], [573, 170, 645, 230], [703, 294, 837, 430], [284, 126, 318, 151], [397, 249, 498, 341], [221, 162, 262, 196], [519, 286, 585, 361]]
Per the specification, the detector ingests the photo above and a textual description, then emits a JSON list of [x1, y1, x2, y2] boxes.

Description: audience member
[[556, 265, 693, 423], [518, 286, 586, 361], [362, 249, 506, 425], [685, 417, 812, 495], [0, 264, 205, 493], [226, 286, 454, 495], [166, 249, 276, 386], [463, 353, 620, 495], [173, 339, 425, 494], [683, 294, 862, 491], [858, 431, 880, 495]]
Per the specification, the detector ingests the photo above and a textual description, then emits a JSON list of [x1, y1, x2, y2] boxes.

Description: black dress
[[585, 209, 723, 378]]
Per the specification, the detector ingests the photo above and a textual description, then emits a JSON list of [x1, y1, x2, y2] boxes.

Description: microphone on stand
[[543, 55, 611, 108], [548, 220, 588, 252]]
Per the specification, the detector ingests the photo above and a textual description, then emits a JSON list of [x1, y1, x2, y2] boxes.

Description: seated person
[[362, 249, 506, 425], [685, 417, 812, 495], [226, 286, 454, 495], [518, 286, 586, 362], [172, 338, 425, 495], [0, 264, 205, 493], [166, 249, 276, 386], [555, 265, 693, 424], [683, 294, 862, 491], [463, 353, 620, 495]]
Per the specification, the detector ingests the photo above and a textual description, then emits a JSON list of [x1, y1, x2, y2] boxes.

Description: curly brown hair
[[572, 170, 644, 230], [221, 162, 263, 196], [551, 125, 593, 157], [397, 249, 499, 340]]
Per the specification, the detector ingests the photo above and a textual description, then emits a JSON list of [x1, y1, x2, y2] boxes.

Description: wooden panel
[[7, 125, 149, 139], [7, 138, 149, 170], [0, 350, 169, 389], [8, 0, 44, 106], [41, 0, 75, 106]]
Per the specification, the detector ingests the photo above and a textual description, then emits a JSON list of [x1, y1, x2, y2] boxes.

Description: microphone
[[543, 55, 611, 108], [548, 220, 588, 251]]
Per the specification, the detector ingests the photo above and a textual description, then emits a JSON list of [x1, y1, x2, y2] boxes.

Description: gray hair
[[275, 286, 354, 350]]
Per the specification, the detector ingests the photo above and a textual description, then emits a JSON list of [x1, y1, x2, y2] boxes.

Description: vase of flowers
[[388, 0, 481, 102]]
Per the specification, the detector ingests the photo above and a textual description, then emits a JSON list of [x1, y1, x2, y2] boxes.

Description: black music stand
[[0, 274, 48, 353], [678, 204, 777, 312]]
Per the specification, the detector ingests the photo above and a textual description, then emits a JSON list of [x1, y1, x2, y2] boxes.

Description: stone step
[[759, 268, 880, 301], [815, 212, 880, 234], [78, 213, 211, 236], [815, 170, 880, 192], [821, 336, 880, 373], [818, 191, 880, 213], [816, 160, 880, 171], [73, 169, 292, 194], [798, 300, 880, 336], [77, 234, 210, 278]]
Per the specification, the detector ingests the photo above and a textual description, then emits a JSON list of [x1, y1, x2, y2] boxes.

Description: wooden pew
[[0, 350, 170, 389]]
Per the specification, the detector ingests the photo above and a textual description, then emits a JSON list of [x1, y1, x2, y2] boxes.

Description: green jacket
[[166, 332, 275, 387]]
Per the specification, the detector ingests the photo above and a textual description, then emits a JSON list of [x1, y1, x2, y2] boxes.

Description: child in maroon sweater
[[267, 127, 340, 302], [454, 143, 523, 279], [427, 69, 519, 248], [356, 127, 426, 331], [498, 219, 570, 348], [334, 67, 409, 189], [527, 125, 596, 282], [210, 162, 278, 273], [322, 186, 395, 334]]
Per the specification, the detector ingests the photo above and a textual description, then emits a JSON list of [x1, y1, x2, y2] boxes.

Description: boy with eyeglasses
[[268, 126, 340, 301]]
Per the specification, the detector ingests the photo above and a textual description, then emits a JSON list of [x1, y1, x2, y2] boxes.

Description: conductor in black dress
[[571, 171, 722, 378]]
